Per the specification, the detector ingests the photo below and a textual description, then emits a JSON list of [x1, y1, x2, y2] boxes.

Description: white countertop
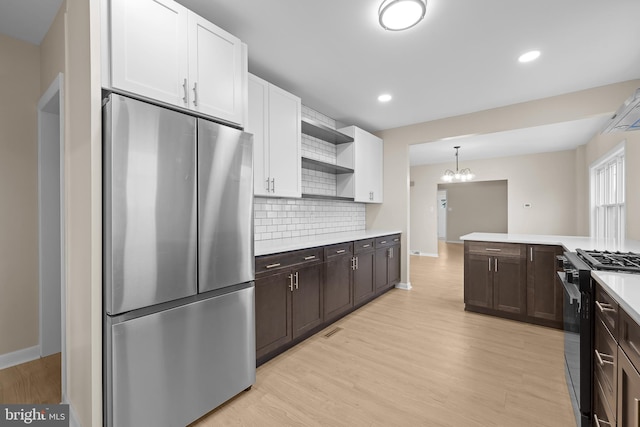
[[460, 232, 640, 253], [592, 271, 640, 326], [255, 230, 402, 256]]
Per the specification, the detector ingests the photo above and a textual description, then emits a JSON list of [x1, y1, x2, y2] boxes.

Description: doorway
[[37, 73, 66, 401], [437, 190, 447, 240]]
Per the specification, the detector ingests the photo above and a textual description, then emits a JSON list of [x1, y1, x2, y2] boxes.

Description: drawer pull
[[595, 349, 614, 366], [593, 413, 610, 427], [380, 240, 387, 244], [393, 238, 400, 242], [596, 301, 616, 313], [336, 249, 346, 254], [304, 255, 316, 260], [485, 248, 501, 252], [362, 244, 371, 248], [266, 263, 281, 269]]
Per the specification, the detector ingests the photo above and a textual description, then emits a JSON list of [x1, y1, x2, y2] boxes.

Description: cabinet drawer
[[354, 239, 375, 254], [594, 316, 617, 413], [594, 374, 616, 427], [256, 248, 323, 276], [466, 241, 523, 257], [375, 234, 400, 248], [620, 308, 640, 370], [324, 242, 353, 259], [595, 284, 619, 340]]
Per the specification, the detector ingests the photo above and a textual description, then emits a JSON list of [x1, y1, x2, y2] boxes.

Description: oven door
[[561, 273, 583, 424]]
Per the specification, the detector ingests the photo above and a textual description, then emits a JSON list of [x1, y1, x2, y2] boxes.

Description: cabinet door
[[268, 84, 301, 198], [255, 271, 292, 359], [111, 0, 189, 106], [324, 254, 353, 322], [375, 248, 389, 293], [247, 74, 270, 196], [388, 244, 401, 287], [344, 126, 383, 203], [354, 251, 375, 305], [493, 256, 526, 316], [464, 254, 493, 309], [187, 12, 244, 125], [526, 245, 563, 326], [292, 264, 323, 339], [617, 348, 640, 427]]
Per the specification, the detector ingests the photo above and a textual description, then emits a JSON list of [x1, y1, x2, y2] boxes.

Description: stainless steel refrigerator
[[103, 94, 255, 427]]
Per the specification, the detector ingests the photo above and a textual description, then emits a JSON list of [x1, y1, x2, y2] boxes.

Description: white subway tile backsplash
[[254, 197, 366, 242]]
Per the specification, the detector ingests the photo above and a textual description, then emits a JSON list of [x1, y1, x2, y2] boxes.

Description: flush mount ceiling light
[[518, 50, 541, 63], [378, 0, 427, 31], [378, 93, 392, 102], [441, 146, 474, 182]]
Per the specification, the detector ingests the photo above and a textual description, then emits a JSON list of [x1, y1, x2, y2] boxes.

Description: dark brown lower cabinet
[[388, 243, 401, 286], [617, 348, 640, 426], [353, 244, 375, 306], [323, 244, 354, 323], [492, 255, 526, 316], [375, 234, 401, 294], [374, 247, 389, 293], [292, 263, 324, 339], [464, 253, 493, 309], [255, 270, 292, 359], [526, 245, 563, 328]]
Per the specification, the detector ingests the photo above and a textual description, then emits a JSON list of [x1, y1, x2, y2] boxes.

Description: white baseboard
[[410, 250, 438, 257], [0, 345, 40, 370], [395, 281, 412, 290]]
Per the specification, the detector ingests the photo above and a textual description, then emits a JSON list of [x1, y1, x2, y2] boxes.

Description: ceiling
[[2, 0, 640, 164]]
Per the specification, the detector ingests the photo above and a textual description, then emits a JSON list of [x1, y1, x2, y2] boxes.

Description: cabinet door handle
[[265, 178, 270, 192], [362, 244, 371, 248], [294, 271, 299, 290], [271, 178, 275, 193], [595, 301, 615, 313], [530, 247, 533, 262], [304, 255, 316, 260], [193, 82, 198, 106], [356, 256, 359, 270], [380, 241, 387, 244], [594, 349, 614, 366], [182, 78, 188, 104], [288, 273, 294, 292], [336, 249, 346, 254], [494, 258, 498, 272], [488, 258, 491, 272], [266, 263, 281, 269]]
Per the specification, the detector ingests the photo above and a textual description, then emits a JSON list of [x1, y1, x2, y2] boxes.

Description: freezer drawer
[[104, 94, 198, 315], [198, 119, 254, 292], [105, 285, 256, 427]]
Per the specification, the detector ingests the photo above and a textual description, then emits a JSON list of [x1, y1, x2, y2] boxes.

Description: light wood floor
[[1, 243, 575, 426], [0, 352, 60, 404], [193, 242, 575, 427]]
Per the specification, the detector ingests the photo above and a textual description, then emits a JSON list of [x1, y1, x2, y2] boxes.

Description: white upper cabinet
[[110, 0, 189, 107], [247, 74, 301, 198], [338, 126, 384, 203], [187, 13, 244, 125], [108, 0, 246, 127]]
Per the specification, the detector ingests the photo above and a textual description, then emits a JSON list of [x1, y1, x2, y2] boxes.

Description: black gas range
[[559, 248, 640, 427]]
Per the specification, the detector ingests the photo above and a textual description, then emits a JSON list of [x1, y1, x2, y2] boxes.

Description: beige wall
[[0, 34, 40, 355], [40, 1, 66, 92], [410, 150, 577, 254], [441, 180, 508, 242], [371, 80, 640, 283]]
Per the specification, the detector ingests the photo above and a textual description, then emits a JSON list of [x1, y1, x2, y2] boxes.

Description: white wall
[[410, 150, 577, 254]]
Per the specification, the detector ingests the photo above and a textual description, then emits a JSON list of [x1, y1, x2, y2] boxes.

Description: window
[[590, 142, 625, 242]]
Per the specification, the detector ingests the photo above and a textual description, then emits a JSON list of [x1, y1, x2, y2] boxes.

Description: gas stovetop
[[577, 249, 640, 273]]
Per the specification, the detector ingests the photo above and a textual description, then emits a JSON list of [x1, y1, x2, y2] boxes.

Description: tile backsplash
[[254, 197, 366, 241], [255, 105, 364, 243]]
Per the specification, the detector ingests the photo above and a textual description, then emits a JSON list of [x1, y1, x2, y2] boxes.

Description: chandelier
[[441, 146, 474, 182]]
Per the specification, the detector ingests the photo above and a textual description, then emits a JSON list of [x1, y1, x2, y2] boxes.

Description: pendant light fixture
[[441, 146, 474, 182], [378, 0, 427, 31]]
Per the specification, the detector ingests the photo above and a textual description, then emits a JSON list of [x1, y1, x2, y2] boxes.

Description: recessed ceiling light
[[378, 94, 392, 102], [518, 50, 541, 63], [379, 0, 427, 31]]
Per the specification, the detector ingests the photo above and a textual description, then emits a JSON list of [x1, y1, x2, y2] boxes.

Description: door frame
[[37, 73, 67, 400]]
